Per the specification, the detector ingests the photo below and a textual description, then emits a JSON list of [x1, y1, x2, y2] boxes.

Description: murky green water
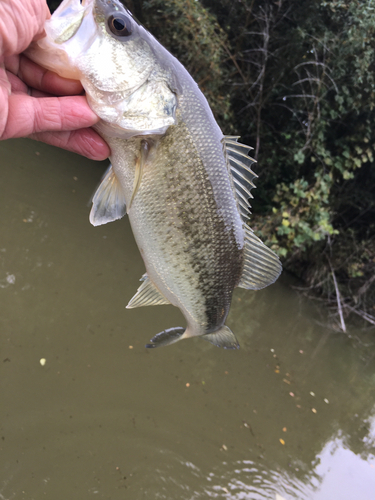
[[1, 138, 375, 500]]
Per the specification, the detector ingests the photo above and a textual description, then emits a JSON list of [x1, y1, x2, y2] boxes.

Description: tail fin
[[145, 327, 185, 348], [202, 326, 240, 349], [145, 325, 240, 350]]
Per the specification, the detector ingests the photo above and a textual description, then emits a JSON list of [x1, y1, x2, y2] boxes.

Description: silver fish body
[[27, 0, 282, 349]]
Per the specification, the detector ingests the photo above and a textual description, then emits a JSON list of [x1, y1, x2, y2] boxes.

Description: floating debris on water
[[6, 274, 15, 285]]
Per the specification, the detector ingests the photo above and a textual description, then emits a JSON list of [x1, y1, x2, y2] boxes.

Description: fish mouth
[[25, 0, 94, 79], [43, 0, 88, 45]]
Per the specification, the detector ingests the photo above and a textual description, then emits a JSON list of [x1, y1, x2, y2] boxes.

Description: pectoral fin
[[202, 326, 240, 349], [89, 165, 126, 226], [126, 274, 171, 308], [128, 140, 151, 209]]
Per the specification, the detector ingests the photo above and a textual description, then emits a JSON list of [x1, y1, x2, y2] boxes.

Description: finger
[[6, 70, 56, 97], [30, 89, 54, 98], [6, 69, 28, 94], [3, 94, 100, 140], [9, 55, 84, 96], [30, 129, 110, 161], [0, 1, 48, 56]]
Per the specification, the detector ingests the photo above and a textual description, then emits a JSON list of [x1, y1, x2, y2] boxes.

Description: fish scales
[[116, 110, 244, 336], [26, 0, 282, 349]]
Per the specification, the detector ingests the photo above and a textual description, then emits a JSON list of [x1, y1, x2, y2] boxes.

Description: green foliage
[[138, 0, 234, 127], [47, 0, 60, 12], [260, 172, 339, 258], [197, 0, 375, 313]]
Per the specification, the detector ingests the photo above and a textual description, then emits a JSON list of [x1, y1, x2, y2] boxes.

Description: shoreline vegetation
[[47, 0, 375, 330]]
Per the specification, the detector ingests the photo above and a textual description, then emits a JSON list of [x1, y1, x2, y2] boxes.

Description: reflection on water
[[1, 138, 375, 499], [312, 435, 375, 500]]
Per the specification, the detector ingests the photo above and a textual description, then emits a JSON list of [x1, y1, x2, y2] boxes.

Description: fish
[[26, 0, 282, 349]]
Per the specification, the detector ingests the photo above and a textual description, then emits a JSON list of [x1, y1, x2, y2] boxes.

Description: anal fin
[[126, 274, 171, 308], [202, 326, 240, 349], [146, 327, 185, 348]]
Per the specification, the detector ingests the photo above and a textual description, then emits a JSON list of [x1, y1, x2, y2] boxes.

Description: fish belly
[[112, 117, 244, 338]]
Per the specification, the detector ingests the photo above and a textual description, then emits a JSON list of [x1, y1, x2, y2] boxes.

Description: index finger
[[2, 94, 99, 140], [6, 54, 84, 96]]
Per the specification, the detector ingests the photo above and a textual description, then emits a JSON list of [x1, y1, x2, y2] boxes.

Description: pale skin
[[0, 0, 110, 160]]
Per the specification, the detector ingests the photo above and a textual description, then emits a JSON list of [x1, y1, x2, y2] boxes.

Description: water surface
[[1, 138, 375, 499]]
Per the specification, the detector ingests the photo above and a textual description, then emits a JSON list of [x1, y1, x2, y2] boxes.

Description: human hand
[[0, 0, 110, 160]]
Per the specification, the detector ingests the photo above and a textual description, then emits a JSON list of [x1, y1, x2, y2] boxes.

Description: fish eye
[[108, 14, 133, 37]]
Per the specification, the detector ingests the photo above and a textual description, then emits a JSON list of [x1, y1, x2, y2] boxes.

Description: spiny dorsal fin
[[238, 226, 282, 290], [126, 274, 171, 309], [89, 165, 127, 226], [224, 136, 258, 222]]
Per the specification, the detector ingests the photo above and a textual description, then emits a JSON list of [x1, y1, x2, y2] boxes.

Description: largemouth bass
[[27, 0, 282, 349]]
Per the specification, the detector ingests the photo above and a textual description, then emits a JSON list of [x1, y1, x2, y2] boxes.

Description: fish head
[[27, 0, 178, 137]]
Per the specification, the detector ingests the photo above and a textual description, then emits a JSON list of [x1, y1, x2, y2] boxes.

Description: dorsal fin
[[224, 136, 258, 222], [238, 226, 282, 290], [126, 274, 171, 308], [89, 165, 127, 226]]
